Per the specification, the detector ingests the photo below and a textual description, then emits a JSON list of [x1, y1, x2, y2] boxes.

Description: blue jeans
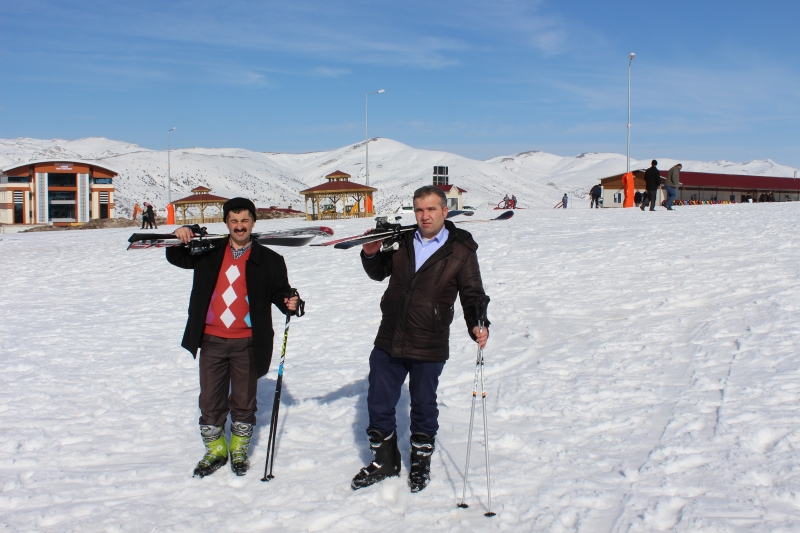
[[665, 186, 677, 208], [367, 347, 446, 437]]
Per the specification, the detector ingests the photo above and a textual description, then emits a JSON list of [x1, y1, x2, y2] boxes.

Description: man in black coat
[[590, 184, 602, 208], [167, 197, 299, 478], [642, 160, 661, 211], [351, 185, 489, 493]]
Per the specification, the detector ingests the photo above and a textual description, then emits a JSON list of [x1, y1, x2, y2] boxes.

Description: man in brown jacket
[[351, 185, 489, 493], [665, 163, 682, 210]]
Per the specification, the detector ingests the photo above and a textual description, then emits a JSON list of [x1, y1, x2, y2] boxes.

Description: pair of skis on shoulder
[[127, 224, 334, 254], [313, 210, 514, 251]]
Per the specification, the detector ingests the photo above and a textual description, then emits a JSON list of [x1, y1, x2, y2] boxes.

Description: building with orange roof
[[0, 159, 117, 229], [299, 170, 376, 220]]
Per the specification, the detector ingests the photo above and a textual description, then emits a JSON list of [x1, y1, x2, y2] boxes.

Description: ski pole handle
[[474, 295, 490, 328], [288, 288, 305, 317]]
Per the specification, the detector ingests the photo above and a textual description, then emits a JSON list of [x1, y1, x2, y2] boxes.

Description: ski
[[311, 210, 474, 248], [127, 225, 334, 253], [457, 210, 514, 223], [330, 211, 514, 250]]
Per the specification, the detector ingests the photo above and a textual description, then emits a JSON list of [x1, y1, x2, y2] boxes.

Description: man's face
[[414, 194, 448, 239], [226, 210, 255, 247]]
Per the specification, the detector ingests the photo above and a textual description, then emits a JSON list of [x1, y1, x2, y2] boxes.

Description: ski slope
[[1, 137, 796, 216], [1, 204, 799, 532]]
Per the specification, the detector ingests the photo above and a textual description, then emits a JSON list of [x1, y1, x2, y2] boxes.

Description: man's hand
[[174, 226, 194, 244], [472, 326, 489, 349], [284, 295, 299, 313], [362, 239, 382, 256]]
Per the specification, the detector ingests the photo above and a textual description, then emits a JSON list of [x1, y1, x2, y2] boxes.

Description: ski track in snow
[[1, 204, 799, 532]]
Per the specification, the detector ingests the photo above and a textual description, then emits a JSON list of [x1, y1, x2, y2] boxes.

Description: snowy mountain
[[0, 137, 796, 216]]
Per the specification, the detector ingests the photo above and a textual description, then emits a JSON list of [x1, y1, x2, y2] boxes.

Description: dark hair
[[226, 207, 254, 221], [222, 197, 257, 221], [413, 185, 447, 208], [651, 160, 658, 166]]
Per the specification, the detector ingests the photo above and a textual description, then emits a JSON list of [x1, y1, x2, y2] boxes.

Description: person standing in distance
[[562, 193, 569, 209], [665, 163, 682, 210], [642, 160, 661, 211], [589, 184, 602, 209], [167, 197, 300, 478], [352, 185, 490, 493]]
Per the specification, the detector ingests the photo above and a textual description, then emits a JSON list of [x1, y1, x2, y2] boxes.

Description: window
[[50, 191, 76, 201], [13, 191, 24, 224], [92, 178, 112, 184], [48, 173, 77, 187], [432, 166, 449, 186], [49, 190, 76, 221], [99, 191, 109, 218], [7, 176, 30, 183]]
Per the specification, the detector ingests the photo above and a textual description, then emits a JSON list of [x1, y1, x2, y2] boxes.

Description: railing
[[305, 211, 374, 221], [178, 216, 224, 224]]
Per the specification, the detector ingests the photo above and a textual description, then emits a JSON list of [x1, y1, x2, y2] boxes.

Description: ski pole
[[261, 288, 305, 482], [458, 295, 495, 517], [479, 338, 495, 517]]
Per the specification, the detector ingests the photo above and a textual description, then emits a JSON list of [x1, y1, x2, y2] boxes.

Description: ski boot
[[351, 430, 401, 490], [193, 425, 228, 478], [229, 421, 253, 476], [409, 433, 435, 493]]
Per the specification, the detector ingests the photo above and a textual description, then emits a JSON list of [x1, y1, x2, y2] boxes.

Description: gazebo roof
[[326, 170, 351, 180], [191, 185, 212, 193], [300, 180, 377, 194], [173, 192, 229, 204]]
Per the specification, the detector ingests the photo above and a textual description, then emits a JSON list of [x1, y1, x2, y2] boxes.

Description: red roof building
[[599, 170, 800, 207], [299, 170, 377, 220], [171, 185, 229, 223]]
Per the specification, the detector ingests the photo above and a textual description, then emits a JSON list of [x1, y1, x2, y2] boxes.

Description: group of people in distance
[[638, 160, 683, 211], [133, 202, 158, 229], [164, 186, 490, 494], [756, 192, 777, 203], [500, 194, 518, 209]]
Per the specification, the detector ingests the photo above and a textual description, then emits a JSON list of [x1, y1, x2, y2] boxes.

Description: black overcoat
[[166, 239, 291, 378]]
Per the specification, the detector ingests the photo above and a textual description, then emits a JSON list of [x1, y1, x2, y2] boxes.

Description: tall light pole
[[167, 127, 176, 204], [365, 89, 385, 187], [627, 53, 635, 174]]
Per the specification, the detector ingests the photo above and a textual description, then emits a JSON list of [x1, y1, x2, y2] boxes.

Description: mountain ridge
[[1, 137, 796, 216]]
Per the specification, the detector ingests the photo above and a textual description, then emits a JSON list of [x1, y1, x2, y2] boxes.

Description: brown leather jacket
[[361, 220, 489, 362]]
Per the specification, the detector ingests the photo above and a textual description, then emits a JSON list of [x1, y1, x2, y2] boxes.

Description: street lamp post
[[365, 89, 385, 187], [627, 53, 635, 174], [167, 127, 177, 205]]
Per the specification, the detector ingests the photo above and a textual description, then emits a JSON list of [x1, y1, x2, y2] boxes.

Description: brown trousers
[[198, 334, 258, 426]]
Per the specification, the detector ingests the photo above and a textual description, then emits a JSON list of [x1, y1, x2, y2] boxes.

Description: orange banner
[[167, 203, 175, 224], [622, 172, 634, 208]]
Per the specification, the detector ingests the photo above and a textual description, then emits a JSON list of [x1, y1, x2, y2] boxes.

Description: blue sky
[[1, 0, 799, 167]]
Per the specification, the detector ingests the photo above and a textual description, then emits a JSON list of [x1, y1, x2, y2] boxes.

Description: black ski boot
[[409, 433, 435, 493], [193, 425, 228, 478], [229, 421, 253, 476], [351, 430, 401, 490]]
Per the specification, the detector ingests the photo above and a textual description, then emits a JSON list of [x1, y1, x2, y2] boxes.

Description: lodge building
[[0, 160, 117, 227], [600, 170, 800, 208]]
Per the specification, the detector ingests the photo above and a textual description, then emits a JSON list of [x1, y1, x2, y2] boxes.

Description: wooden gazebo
[[171, 185, 229, 224], [299, 170, 377, 221]]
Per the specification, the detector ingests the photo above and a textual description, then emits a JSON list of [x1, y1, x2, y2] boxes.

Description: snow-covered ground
[[1, 137, 796, 216], [1, 203, 799, 532]]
